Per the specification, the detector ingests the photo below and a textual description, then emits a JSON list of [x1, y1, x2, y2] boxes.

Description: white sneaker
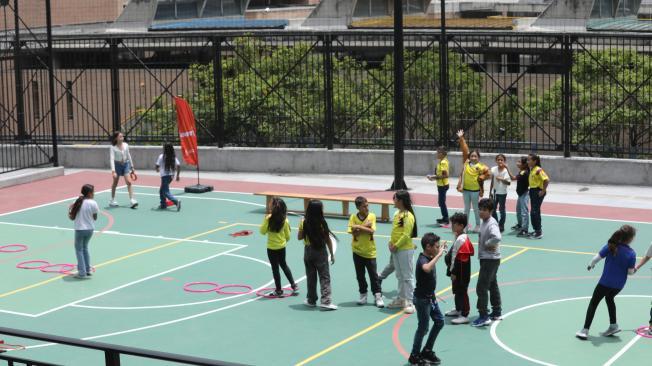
[[445, 309, 461, 317], [386, 298, 406, 309], [601, 324, 621, 337], [576, 328, 589, 340], [357, 293, 368, 305], [320, 303, 338, 311], [403, 303, 415, 314], [303, 299, 316, 308], [109, 200, 118, 207], [451, 316, 470, 325], [374, 293, 385, 308], [130, 199, 138, 209]]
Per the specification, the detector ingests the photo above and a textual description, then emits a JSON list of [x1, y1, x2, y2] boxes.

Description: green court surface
[[0, 185, 650, 365]]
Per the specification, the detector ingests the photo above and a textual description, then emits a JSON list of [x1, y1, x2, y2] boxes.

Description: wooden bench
[[254, 191, 393, 222]]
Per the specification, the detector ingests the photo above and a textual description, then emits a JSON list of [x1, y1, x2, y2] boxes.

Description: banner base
[[184, 184, 214, 194]]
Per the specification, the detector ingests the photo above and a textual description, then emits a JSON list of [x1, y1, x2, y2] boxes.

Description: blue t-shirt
[[414, 253, 437, 298], [598, 244, 636, 290]]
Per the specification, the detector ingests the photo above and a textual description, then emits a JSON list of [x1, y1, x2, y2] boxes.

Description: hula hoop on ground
[[216, 284, 253, 295], [635, 326, 652, 339], [0, 343, 26, 351], [255, 287, 293, 299], [40, 264, 76, 274], [0, 244, 28, 253], [183, 282, 220, 293], [16, 260, 50, 270]]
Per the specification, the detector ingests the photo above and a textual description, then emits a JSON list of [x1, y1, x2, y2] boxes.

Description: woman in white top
[[109, 131, 137, 208], [68, 184, 99, 279], [489, 154, 511, 233]]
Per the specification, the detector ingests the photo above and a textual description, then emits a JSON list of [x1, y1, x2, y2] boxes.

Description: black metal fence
[[2, 30, 652, 165]]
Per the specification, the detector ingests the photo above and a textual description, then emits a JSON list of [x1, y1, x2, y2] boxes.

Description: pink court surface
[[0, 170, 651, 366]]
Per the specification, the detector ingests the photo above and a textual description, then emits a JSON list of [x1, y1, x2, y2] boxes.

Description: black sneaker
[[530, 231, 543, 239], [490, 312, 502, 321], [408, 353, 423, 365], [510, 224, 521, 231], [517, 230, 529, 237], [291, 284, 300, 296], [440, 219, 450, 226], [421, 350, 441, 365], [436, 218, 445, 224]]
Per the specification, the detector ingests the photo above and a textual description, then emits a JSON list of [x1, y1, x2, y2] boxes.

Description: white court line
[[72, 253, 273, 310], [30, 245, 245, 317], [0, 221, 243, 247], [25, 275, 308, 350], [0, 186, 118, 217], [490, 295, 652, 366], [0, 309, 40, 317], [603, 334, 643, 366], [130, 185, 652, 225]]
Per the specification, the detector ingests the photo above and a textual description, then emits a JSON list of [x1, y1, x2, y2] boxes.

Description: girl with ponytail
[[576, 225, 637, 340], [68, 184, 99, 279], [381, 190, 418, 314]]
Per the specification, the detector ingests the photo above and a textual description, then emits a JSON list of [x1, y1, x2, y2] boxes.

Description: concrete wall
[[57, 145, 652, 186]]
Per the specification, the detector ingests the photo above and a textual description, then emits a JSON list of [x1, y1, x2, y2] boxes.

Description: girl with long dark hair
[[576, 225, 637, 340], [155, 143, 181, 211], [299, 200, 337, 310], [68, 184, 99, 279], [109, 131, 138, 209], [260, 197, 298, 297]]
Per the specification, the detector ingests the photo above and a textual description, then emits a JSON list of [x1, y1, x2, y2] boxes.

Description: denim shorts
[[114, 161, 131, 177]]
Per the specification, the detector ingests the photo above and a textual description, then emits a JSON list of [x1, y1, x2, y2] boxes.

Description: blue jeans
[[74, 230, 93, 276], [463, 190, 481, 227], [437, 185, 449, 220], [159, 175, 178, 208], [529, 188, 545, 232], [411, 297, 444, 355], [516, 193, 529, 230], [491, 193, 507, 227]]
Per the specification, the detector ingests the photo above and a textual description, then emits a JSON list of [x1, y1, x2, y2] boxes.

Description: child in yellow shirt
[[260, 197, 298, 297]]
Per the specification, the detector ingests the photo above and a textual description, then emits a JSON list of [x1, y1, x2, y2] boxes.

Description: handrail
[[0, 327, 248, 366]]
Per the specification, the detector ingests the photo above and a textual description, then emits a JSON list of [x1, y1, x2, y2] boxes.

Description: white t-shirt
[[74, 199, 99, 231], [491, 166, 510, 195], [156, 154, 180, 177]]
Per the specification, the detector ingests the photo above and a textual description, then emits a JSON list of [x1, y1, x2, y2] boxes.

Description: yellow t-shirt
[[260, 216, 291, 250], [462, 162, 487, 191], [436, 158, 449, 187], [529, 166, 549, 190], [390, 210, 416, 251], [347, 212, 377, 259]]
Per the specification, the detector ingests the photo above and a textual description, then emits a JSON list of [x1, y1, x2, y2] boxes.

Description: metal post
[[45, 0, 58, 166], [562, 35, 572, 158], [212, 37, 225, 147], [13, 0, 26, 140], [439, 0, 450, 148], [104, 350, 121, 366], [323, 34, 334, 150], [109, 38, 121, 133], [390, 0, 408, 190]]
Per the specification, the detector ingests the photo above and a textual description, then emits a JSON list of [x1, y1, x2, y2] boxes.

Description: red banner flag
[[174, 97, 199, 166]]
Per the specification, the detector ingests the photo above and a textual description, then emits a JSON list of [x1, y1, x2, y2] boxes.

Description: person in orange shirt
[[456, 130, 490, 233]]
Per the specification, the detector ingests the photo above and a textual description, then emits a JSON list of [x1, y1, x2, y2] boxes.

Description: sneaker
[[420, 350, 441, 365], [439, 220, 450, 227], [109, 200, 119, 207], [436, 218, 445, 224], [489, 312, 502, 321], [266, 289, 283, 297], [176, 200, 181, 212], [600, 324, 621, 337], [472, 225, 481, 233], [403, 303, 415, 314], [320, 303, 338, 311], [408, 353, 423, 365], [357, 292, 368, 305], [130, 199, 138, 209], [291, 284, 299, 296], [576, 328, 589, 340], [529, 231, 543, 239], [374, 293, 385, 308], [73, 274, 88, 279], [445, 309, 461, 317], [451, 316, 470, 325], [386, 298, 406, 309], [517, 230, 529, 237], [471, 316, 492, 327], [303, 299, 316, 308], [511, 224, 521, 231]]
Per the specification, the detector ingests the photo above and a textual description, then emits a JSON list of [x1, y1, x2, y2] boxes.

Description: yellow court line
[[0, 223, 239, 300], [295, 248, 529, 366]]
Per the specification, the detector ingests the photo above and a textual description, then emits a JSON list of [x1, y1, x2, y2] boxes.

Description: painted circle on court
[[0, 244, 28, 253]]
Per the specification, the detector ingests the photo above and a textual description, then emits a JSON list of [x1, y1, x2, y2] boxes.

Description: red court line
[[0, 171, 651, 223]]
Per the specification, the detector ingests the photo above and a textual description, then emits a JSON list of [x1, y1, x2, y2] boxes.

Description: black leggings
[[267, 248, 296, 291], [583, 284, 621, 329]]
